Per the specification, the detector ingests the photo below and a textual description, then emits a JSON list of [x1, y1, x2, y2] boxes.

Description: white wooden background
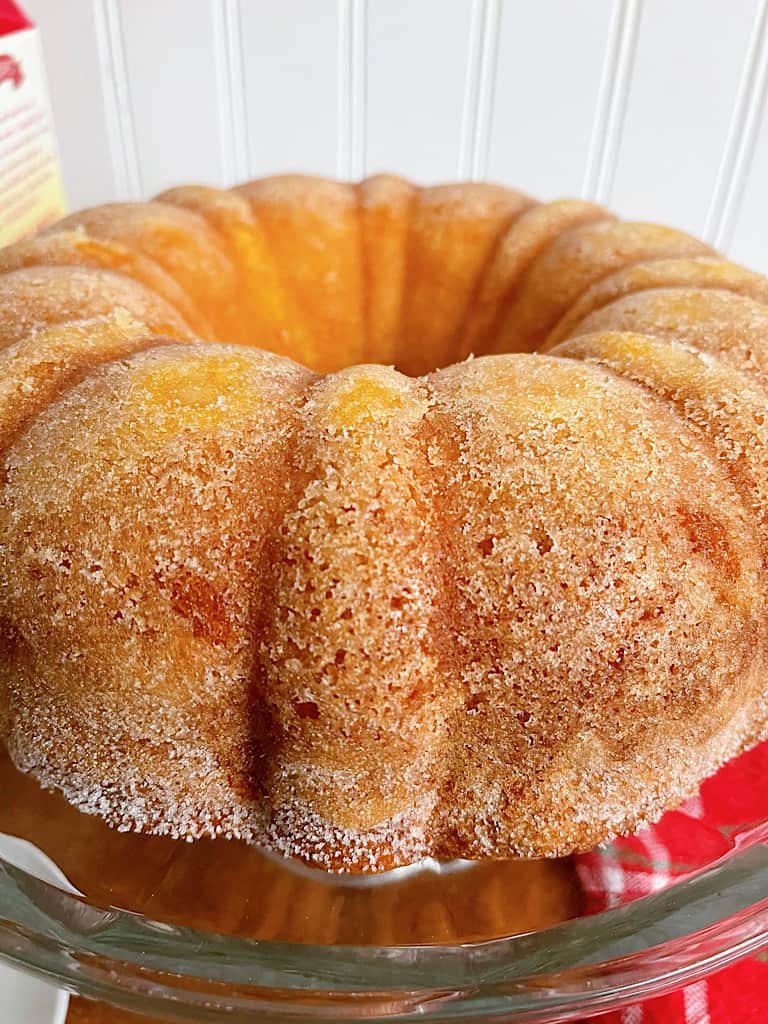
[[25, 0, 768, 273]]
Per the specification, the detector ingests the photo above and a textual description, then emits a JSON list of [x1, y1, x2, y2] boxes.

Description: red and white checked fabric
[[575, 741, 768, 1023]]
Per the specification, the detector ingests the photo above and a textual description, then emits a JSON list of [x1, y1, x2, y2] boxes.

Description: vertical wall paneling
[[120, 0, 228, 197], [366, 0, 474, 182], [238, 0, 339, 178], [728, 83, 768, 273], [93, 0, 141, 200], [488, 0, 615, 200], [472, 0, 501, 181], [211, 0, 250, 187], [459, 0, 501, 181], [26, 0, 116, 208], [212, 0, 235, 185], [582, 0, 642, 204], [609, 0, 759, 235], [458, 0, 485, 180], [19, 0, 768, 273], [704, 0, 768, 250], [337, 0, 367, 179]]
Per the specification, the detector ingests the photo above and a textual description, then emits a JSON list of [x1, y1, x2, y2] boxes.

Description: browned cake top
[[1, 175, 766, 870]]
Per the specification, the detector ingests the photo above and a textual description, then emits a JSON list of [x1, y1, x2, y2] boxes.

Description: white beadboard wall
[[26, 0, 768, 272]]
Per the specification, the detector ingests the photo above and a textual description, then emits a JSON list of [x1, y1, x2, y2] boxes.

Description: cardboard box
[[0, 0, 66, 247]]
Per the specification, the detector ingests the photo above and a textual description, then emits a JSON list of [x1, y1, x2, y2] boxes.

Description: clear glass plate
[[3, 744, 768, 1023]]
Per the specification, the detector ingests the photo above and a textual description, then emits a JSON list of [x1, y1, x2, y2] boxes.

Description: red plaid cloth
[[575, 741, 768, 1023]]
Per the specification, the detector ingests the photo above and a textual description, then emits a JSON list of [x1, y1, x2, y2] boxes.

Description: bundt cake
[[1, 174, 766, 872]]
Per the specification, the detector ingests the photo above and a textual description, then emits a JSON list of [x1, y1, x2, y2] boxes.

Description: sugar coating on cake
[[1, 174, 767, 871]]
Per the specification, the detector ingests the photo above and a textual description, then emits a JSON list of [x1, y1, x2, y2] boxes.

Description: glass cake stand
[[2, 743, 768, 1023]]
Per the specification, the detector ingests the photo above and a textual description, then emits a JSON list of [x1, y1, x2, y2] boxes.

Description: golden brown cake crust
[[1, 175, 767, 871]]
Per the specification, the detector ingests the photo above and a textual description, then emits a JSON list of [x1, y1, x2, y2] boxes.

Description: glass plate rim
[[3, 836, 768, 1021]]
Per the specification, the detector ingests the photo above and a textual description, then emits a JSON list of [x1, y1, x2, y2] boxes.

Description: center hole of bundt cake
[[287, 319, 532, 379], [341, 329, 534, 378], [391, 348, 466, 377]]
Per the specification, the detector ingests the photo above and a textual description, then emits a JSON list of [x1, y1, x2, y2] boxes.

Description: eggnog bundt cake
[[1, 174, 767, 872]]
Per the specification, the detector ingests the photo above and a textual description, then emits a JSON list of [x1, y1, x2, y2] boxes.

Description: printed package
[[0, 0, 66, 247]]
